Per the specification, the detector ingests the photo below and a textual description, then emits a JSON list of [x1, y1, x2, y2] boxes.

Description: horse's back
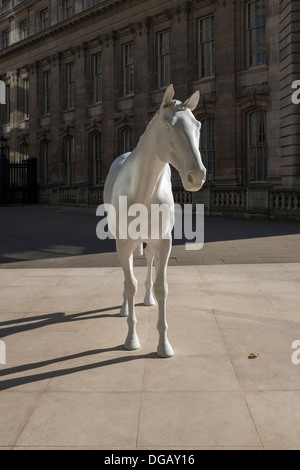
[[103, 153, 131, 205]]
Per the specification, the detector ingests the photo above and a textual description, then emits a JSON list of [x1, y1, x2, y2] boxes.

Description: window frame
[[91, 53, 102, 104], [198, 15, 215, 80], [246, 0, 266, 68], [40, 8, 49, 31], [19, 19, 28, 40], [247, 109, 268, 182], [157, 30, 171, 89], [2, 29, 9, 49], [62, 0, 73, 19], [123, 42, 134, 97], [43, 70, 51, 115], [65, 62, 75, 109], [91, 132, 102, 185], [23, 78, 29, 119], [65, 136, 75, 185]]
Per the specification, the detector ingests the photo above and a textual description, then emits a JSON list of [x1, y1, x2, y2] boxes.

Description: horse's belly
[[103, 153, 131, 206]]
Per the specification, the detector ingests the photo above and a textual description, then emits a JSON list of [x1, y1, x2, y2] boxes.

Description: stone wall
[[0, 0, 299, 218]]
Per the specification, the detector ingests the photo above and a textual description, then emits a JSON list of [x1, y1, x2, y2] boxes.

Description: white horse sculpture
[[104, 84, 206, 357]]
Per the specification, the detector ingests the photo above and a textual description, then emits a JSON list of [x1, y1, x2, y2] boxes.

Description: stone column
[[50, 54, 60, 184], [279, 1, 300, 187], [214, 2, 237, 185], [73, 45, 86, 184], [133, 23, 149, 146], [28, 63, 39, 171], [102, 31, 116, 177]]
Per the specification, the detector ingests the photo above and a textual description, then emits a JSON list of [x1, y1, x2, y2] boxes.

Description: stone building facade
[[0, 0, 299, 218]]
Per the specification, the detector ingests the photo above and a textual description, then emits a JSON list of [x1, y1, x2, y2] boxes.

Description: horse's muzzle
[[182, 167, 206, 192]]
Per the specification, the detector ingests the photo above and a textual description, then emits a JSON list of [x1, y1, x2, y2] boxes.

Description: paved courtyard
[[0, 205, 300, 450]]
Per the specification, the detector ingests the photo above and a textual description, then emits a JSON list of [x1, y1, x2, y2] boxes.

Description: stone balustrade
[[38, 185, 300, 220]]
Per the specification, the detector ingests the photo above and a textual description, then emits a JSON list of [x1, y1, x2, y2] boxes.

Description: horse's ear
[[161, 84, 175, 109], [184, 90, 200, 111]]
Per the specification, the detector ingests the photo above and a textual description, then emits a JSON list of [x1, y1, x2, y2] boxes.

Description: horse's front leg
[[117, 240, 140, 350], [152, 238, 174, 358]]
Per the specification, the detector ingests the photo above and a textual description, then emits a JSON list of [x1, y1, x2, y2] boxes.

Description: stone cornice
[[0, 0, 126, 59]]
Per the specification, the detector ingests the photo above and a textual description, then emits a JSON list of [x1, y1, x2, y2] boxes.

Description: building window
[[40, 8, 49, 31], [92, 133, 102, 185], [248, 110, 267, 181], [198, 16, 214, 79], [92, 53, 102, 103], [65, 62, 75, 109], [43, 71, 51, 115], [158, 31, 170, 88], [123, 43, 134, 96], [200, 117, 215, 182], [65, 137, 74, 185], [120, 127, 133, 155], [40, 140, 50, 185], [89, 0, 102, 6], [247, 0, 266, 67], [23, 78, 29, 119], [62, 0, 73, 19], [2, 30, 9, 49], [20, 19, 28, 40]]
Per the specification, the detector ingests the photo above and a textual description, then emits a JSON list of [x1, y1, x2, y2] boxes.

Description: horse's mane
[[136, 110, 160, 148], [136, 100, 187, 148]]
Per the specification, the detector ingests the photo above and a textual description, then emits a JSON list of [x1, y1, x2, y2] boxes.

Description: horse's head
[[157, 84, 206, 191]]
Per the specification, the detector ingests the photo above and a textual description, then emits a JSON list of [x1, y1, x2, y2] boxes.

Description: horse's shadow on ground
[[0, 305, 159, 391]]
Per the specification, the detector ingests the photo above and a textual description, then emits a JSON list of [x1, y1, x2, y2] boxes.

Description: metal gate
[[0, 157, 38, 205]]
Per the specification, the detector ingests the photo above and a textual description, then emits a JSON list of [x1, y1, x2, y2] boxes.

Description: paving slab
[[0, 263, 299, 450], [0, 205, 299, 450], [0, 204, 300, 268]]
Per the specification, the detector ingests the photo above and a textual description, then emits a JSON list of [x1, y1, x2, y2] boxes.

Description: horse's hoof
[[157, 341, 174, 358], [124, 335, 140, 350], [144, 294, 156, 306], [119, 303, 128, 317]]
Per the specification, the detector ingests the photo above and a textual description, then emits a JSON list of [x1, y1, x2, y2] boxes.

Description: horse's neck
[[127, 124, 169, 203]]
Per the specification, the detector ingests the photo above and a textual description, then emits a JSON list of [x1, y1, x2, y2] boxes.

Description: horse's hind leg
[[152, 238, 174, 358], [144, 244, 155, 306], [117, 240, 140, 350]]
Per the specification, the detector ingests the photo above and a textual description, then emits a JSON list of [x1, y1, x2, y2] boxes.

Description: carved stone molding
[[85, 119, 102, 133], [235, 85, 270, 109]]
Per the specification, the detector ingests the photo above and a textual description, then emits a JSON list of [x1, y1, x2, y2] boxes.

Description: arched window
[[91, 132, 101, 185], [200, 117, 215, 182], [248, 110, 267, 182], [40, 140, 50, 185]]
